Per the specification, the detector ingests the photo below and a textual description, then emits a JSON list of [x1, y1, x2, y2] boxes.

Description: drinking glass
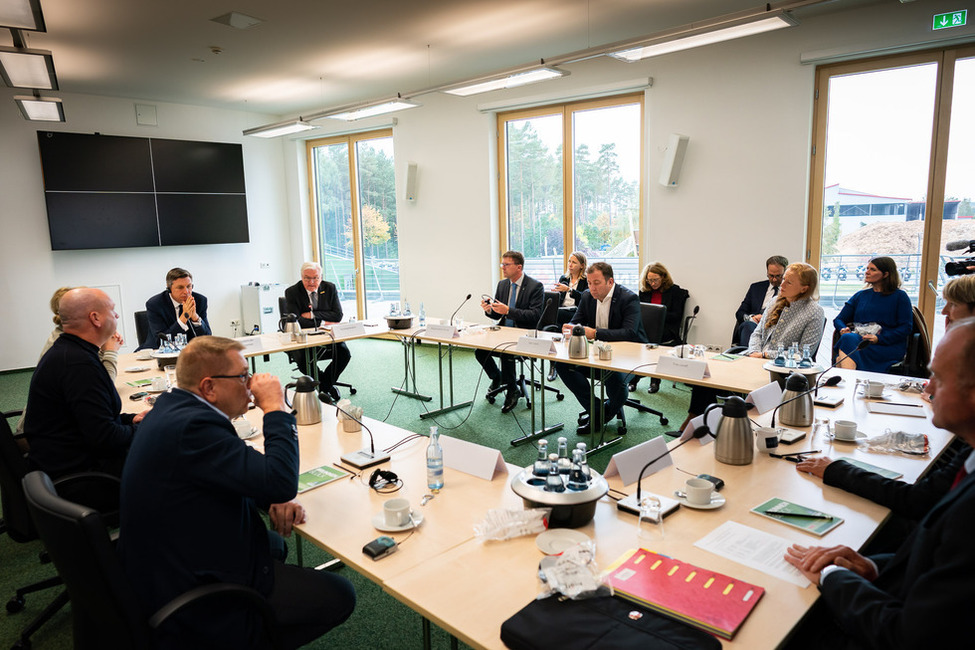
[[637, 495, 664, 543]]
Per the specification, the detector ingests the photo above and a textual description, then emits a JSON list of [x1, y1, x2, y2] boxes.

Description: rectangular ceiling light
[[14, 95, 63, 121], [443, 67, 569, 97], [243, 118, 317, 138], [324, 99, 420, 121], [609, 13, 797, 62], [0, 0, 46, 31], [0, 46, 58, 89]]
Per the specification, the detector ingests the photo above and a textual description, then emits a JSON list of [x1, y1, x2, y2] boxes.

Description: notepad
[[841, 458, 903, 480], [297, 465, 348, 493], [604, 548, 764, 640], [751, 497, 843, 536]]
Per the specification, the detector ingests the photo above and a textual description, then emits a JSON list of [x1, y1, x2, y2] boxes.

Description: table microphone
[[815, 338, 872, 396], [616, 426, 714, 516], [328, 399, 391, 469], [533, 297, 553, 336], [450, 294, 472, 326]]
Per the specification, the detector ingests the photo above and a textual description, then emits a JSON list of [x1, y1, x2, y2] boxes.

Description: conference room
[[2, 0, 974, 648]]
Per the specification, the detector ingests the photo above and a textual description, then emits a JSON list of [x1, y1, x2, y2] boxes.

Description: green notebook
[[297, 465, 348, 493], [841, 458, 903, 480], [751, 497, 843, 536]]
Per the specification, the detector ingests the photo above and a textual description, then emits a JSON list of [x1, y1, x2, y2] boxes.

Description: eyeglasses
[[210, 372, 251, 384], [767, 274, 783, 280], [499, 262, 517, 268]]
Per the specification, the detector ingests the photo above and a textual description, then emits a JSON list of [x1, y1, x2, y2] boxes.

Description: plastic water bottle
[[426, 426, 444, 492], [533, 439, 549, 476], [419, 302, 426, 327]]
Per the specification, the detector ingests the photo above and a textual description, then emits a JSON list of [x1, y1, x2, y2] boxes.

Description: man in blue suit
[[784, 317, 975, 649], [558, 262, 647, 435], [477, 250, 545, 414], [119, 336, 355, 649], [732, 255, 787, 346], [141, 267, 212, 349]]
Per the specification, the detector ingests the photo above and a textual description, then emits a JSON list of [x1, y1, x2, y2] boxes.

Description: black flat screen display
[[37, 131, 249, 251]]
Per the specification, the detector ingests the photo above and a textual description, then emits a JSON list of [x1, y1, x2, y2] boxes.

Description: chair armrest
[[54, 472, 122, 525], [3, 409, 24, 419], [149, 583, 280, 650], [541, 325, 560, 333], [724, 346, 746, 355]]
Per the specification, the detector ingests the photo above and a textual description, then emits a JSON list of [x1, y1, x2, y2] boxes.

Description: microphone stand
[[328, 399, 391, 469], [816, 338, 871, 396], [533, 297, 554, 337], [616, 427, 714, 516], [450, 294, 472, 327]]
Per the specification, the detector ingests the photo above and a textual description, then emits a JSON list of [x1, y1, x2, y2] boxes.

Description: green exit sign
[[933, 10, 967, 30]]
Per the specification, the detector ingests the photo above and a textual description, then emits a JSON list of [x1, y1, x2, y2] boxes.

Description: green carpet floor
[[0, 337, 691, 649]]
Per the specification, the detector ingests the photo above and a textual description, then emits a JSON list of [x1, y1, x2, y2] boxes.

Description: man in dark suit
[[119, 336, 355, 649], [141, 267, 212, 349], [477, 250, 544, 414], [26, 288, 147, 480], [283, 262, 351, 403], [732, 255, 787, 346], [783, 317, 975, 649], [558, 262, 647, 435]]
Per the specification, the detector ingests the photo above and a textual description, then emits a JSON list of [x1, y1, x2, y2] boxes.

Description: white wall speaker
[[405, 162, 418, 202], [658, 134, 689, 188]]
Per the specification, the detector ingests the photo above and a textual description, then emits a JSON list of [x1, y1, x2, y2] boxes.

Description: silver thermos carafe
[[705, 396, 755, 466], [568, 324, 588, 359], [778, 372, 814, 427], [285, 375, 321, 425], [279, 313, 301, 341]]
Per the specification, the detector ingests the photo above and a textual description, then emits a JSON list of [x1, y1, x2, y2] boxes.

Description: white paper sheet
[[694, 520, 811, 587]]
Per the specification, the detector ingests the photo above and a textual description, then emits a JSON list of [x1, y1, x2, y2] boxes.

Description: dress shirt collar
[[175, 387, 233, 420], [168, 294, 182, 310]]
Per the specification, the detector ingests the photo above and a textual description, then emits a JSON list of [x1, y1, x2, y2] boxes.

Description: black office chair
[[487, 292, 564, 408], [888, 306, 931, 379], [277, 297, 356, 396], [22, 470, 281, 650], [133, 310, 149, 350], [1, 410, 69, 650], [617, 304, 669, 433]]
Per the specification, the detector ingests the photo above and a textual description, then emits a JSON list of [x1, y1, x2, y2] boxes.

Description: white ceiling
[[7, 0, 872, 117]]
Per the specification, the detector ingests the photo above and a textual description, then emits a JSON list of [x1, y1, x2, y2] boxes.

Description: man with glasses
[[476, 250, 544, 414], [283, 262, 351, 403], [141, 267, 212, 349], [732, 255, 788, 347], [119, 336, 355, 649]]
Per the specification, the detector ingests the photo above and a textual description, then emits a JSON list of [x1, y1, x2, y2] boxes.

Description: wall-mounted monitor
[[37, 131, 249, 251]]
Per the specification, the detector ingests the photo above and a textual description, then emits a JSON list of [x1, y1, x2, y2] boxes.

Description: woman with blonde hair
[[941, 274, 975, 329], [745, 263, 825, 358], [553, 251, 588, 326]]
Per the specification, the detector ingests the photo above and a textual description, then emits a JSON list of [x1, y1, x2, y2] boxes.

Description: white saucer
[[535, 528, 591, 555], [371, 511, 424, 533], [125, 366, 151, 372], [237, 426, 260, 440], [145, 386, 168, 394], [831, 431, 867, 443], [674, 492, 727, 510], [150, 350, 180, 359]]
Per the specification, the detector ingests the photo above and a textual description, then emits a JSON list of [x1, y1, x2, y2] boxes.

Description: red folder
[[603, 548, 764, 639]]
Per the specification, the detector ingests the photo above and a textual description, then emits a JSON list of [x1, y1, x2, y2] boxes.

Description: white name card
[[746, 381, 784, 414], [603, 436, 671, 487], [235, 335, 265, 351], [516, 335, 557, 355], [439, 435, 507, 481], [331, 321, 366, 338], [679, 411, 718, 446], [425, 323, 459, 339], [656, 355, 710, 380]]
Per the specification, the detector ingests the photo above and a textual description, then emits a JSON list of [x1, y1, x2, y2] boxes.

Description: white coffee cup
[[833, 420, 858, 441], [232, 418, 253, 438], [684, 478, 714, 506], [383, 497, 411, 527], [865, 380, 885, 398], [755, 427, 780, 453], [150, 376, 168, 391]]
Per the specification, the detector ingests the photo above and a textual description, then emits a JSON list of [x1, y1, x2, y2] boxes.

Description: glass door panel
[[817, 63, 938, 338], [311, 142, 357, 317], [505, 113, 564, 287], [354, 136, 398, 319], [934, 54, 975, 344], [571, 102, 641, 289]]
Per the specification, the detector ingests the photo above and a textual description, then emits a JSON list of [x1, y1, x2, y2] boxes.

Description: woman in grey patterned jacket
[[745, 263, 824, 358]]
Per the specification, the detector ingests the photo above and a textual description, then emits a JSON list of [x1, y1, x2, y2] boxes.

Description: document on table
[[694, 521, 810, 587]]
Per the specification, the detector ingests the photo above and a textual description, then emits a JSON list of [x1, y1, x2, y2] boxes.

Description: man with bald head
[[25, 288, 145, 479], [120, 336, 355, 648]]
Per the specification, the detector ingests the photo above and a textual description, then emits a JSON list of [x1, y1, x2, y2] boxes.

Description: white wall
[[2, 0, 971, 370], [0, 94, 293, 369]]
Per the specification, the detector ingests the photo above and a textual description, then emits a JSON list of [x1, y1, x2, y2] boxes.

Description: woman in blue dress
[[833, 256, 913, 372]]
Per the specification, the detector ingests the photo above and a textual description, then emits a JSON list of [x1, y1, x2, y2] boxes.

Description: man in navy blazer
[[477, 250, 545, 414], [283, 262, 351, 402], [784, 317, 975, 649], [141, 267, 212, 349], [731, 255, 787, 346], [558, 262, 647, 435], [119, 336, 355, 649]]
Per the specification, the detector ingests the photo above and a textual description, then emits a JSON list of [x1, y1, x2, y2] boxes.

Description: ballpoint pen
[[759, 510, 833, 520]]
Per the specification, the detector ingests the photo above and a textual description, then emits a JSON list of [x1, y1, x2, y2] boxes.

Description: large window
[[499, 94, 644, 290], [808, 47, 975, 346], [306, 130, 398, 319]]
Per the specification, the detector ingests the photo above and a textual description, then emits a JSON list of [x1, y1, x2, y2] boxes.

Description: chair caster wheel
[[556, 394, 565, 401], [349, 388, 357, 395], [7, 596, 25, 613], [660, 417, 669, 426]]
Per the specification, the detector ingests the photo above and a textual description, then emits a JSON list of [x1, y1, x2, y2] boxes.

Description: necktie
[[951, 465, 968, 490], [310, 291, 318, 310], [506, 283, 518, 326], [773, 286, 779, 296]]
